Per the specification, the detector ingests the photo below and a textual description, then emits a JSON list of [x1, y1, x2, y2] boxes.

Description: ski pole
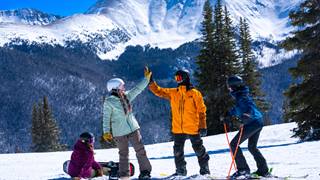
[[227, 126, 244, 178], [224, 123, 237, 171]]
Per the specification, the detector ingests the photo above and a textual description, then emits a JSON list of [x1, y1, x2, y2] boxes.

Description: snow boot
[[251, 170, 272, 177], [108, 161, 119, 180], [251, 167, 273, 178], [138, 170, 151, 180], [200, 164, 210, 175], [230, 170, 250, 179], [172, 166, 187, 176]]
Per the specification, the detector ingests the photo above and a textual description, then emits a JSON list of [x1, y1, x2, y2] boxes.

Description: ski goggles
[[175, 75, 183, 83]]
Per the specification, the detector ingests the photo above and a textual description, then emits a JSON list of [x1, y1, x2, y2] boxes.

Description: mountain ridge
[[0, 0, 302, 66], [0, 8, 61, 25]]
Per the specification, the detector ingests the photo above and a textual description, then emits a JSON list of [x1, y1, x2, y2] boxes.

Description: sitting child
[[67, 132, 104, 180]]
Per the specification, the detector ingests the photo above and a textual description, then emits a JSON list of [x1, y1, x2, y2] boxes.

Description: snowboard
[[63, 160, 135, 177], [193, 174, 308, 180]]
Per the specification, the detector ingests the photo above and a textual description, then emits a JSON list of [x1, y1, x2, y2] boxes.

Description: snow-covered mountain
[[0, 0, 302, 66], [0, 123, 319, 179], [0, 8, 61, 25]]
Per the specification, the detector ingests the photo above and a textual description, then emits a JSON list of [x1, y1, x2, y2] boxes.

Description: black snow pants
[[173, 133, 210, 173], [230, 120, 268, 174]]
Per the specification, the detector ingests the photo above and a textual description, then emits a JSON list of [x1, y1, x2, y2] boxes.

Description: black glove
[[199, 129, 207, 137], [223, 115, 231, 124], [240, 113, 251, 124]]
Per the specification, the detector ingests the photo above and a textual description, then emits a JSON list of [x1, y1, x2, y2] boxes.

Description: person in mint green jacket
[[102, 67, 152, 180]]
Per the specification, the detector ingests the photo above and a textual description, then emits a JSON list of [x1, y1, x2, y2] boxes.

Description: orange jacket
[[149, 81, 207, 135]]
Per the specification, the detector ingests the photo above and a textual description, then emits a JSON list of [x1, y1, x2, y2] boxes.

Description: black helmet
[[80, 132, 95, 144], [175, 69, 190, 84], [227, 75, 243, 90]]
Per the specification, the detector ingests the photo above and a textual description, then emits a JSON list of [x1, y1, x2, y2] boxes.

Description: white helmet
[[107, 78, 125, 92]]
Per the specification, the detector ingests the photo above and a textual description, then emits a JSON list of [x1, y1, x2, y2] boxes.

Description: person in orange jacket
[[148, 69, 210, 176]]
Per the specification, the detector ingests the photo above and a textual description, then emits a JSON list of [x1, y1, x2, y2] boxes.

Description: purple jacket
[[68, 140, 102, 178]]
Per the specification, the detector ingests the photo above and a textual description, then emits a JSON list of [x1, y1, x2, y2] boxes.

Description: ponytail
[[119, 93, 132, 115]]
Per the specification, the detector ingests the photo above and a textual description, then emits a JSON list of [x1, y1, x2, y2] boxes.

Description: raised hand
[[144, 66, 152, 80]]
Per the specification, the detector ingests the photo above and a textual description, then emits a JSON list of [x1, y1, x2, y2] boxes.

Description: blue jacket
[[228, 86, 263, 125]]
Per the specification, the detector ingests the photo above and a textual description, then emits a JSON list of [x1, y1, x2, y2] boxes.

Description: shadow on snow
[[148, 141, 302, 160]]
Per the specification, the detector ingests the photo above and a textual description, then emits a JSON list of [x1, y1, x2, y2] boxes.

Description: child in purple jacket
[[67, 132, 103, 180]]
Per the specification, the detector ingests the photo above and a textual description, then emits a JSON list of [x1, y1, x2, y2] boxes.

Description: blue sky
[[0, 0, 98, 16]]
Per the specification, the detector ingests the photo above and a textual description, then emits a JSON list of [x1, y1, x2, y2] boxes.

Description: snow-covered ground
[[0, 123, 318, 180]]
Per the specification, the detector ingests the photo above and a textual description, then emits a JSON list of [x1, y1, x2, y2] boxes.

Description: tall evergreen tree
[[195, 0, 215, 91], [31, 103, 41, 151], [220, 5, 243, 130], [32, 102, 47, 151], [282, 0, 320, 140], [223, 6, 241, 76], [196, 0, 240, 135], [31, 96, 66, 152], [196, 0, 220, 135], [239, 18, 269, 117]]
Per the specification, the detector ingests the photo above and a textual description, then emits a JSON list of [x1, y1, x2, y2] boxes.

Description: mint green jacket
[[103, 77, 149, 137]]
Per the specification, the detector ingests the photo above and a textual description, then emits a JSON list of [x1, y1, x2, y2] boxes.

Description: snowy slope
[[0, 123, 319, 180], [0, 0, 302, 65]]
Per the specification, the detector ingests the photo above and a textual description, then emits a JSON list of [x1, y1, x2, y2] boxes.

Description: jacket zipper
[[179, 98, 182, 132], [180, 94, 184, 133]]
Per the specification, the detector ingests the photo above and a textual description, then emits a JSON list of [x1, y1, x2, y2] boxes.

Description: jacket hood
[[177, 82, 194, 91], [74, 139, 90, 151]]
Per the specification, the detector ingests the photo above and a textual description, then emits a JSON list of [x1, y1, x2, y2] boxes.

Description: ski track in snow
[[0, 123, 319, 180]]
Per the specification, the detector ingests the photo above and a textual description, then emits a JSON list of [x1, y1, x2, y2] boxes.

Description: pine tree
[[195, 0, 215, 91], [31, 102, 44, 152], [239, 18, 269, 117], [196, 0, 222, 135], [31, 96, 66, 152], [223, 6, 241, 76], [196, 0, 240, 135], [31, 104, 39, 150], [43, 96, 64, 151], [282, 0, 320, 140], [220, 5, 243, 130]]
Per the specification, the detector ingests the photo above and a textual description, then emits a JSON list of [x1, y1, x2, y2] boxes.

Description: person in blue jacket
[[224, 75, 269, 179]]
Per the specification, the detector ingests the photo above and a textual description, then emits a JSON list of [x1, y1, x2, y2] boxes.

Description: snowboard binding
[[63, 160, 135, 179]]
